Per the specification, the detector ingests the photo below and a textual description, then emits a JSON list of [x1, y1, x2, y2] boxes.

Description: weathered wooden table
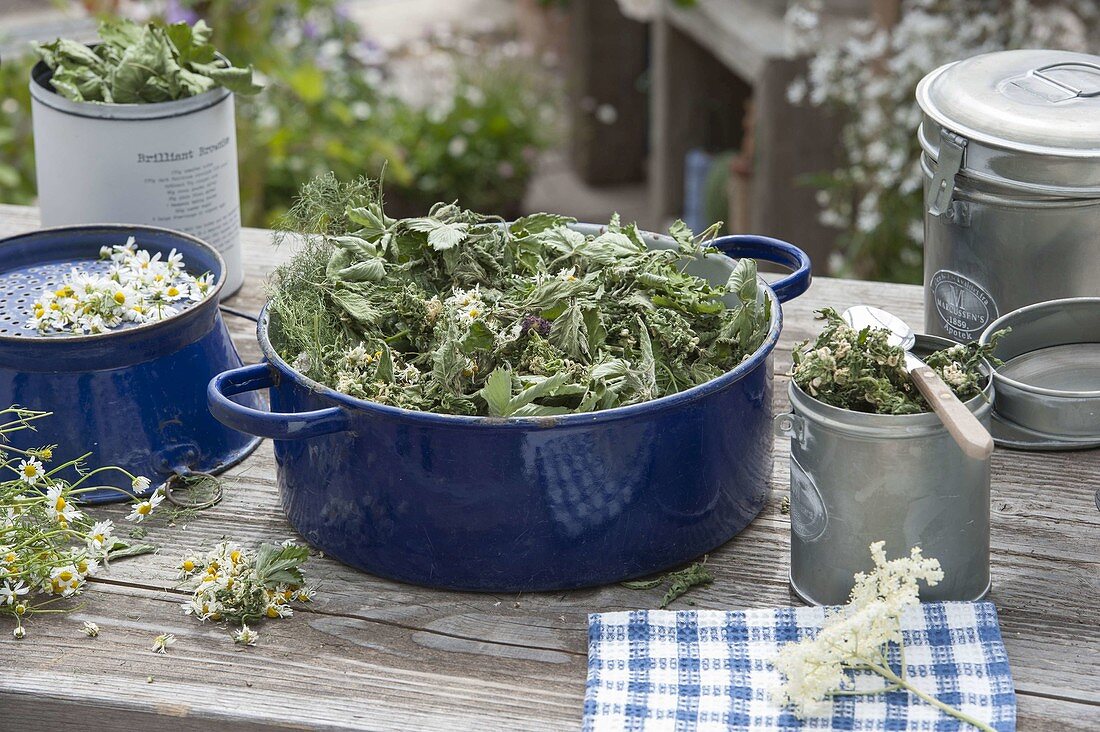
[[0, 205, 1096, 731]]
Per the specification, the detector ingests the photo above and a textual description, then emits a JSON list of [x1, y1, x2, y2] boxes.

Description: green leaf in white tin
[[97, 18, 145, 51], [36, 39, 113, 102], [165, 20, 217, 67], [36, 17, 262, 104], [111, 24, 183, 103], [194, 62, 264, 96]]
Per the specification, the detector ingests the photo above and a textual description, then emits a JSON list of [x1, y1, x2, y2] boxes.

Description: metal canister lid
[[917, 49, 1100, 197]]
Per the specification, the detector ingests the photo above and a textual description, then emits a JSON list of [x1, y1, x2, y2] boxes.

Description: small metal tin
[[917, 50, 1100, 342], [777, 335, 993, 606], [980, 297, 1100, 449]]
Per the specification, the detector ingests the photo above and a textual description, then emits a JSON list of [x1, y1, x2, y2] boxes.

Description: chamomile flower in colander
[[26, 237, 213, 335]]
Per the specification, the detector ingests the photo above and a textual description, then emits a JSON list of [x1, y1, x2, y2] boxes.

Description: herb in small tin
[[791, 308, 1001, 415], [270, 174, 772, 417], [35, 18, 262, 104]]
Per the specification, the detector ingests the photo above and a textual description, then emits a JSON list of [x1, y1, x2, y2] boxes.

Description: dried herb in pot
[[35, 18, 262, 104], [268, 173, 773, 417], [791, 308, 1001, 415]]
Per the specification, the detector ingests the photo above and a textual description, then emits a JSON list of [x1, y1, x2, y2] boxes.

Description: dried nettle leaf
[[268, 173, 773, 417], [35, 18, 262, 104]]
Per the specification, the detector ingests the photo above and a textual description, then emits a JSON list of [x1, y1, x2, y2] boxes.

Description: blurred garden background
[[1, 0, 1098, 283]]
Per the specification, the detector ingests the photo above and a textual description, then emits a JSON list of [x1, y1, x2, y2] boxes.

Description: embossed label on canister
[[790, 455, 827, 542], [930, 270, 997, 341]]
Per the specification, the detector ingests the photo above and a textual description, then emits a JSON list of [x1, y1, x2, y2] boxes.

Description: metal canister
[[29, 60, 244, 297], [916, 50, 1100, 342], [776, 336, 993, 606]]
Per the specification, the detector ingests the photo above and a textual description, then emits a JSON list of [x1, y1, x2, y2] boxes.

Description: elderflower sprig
[[0, 407, 160, 638], [771, 542, 995, 732], [27, 237, 214, 335], [178, 541, 316, 645]]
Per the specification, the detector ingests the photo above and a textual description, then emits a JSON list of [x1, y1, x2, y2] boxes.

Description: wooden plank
[[0, 205, 1097, 730], [567, 0, 649, 185], [663, 0, 789, 81], [647, 19, 752, 223]]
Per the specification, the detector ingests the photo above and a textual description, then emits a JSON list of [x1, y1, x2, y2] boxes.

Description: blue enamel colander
[[0, 224, 260, 503]]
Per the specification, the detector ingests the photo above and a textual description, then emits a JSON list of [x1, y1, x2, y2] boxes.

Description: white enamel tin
[[30, 60, 244, 297]]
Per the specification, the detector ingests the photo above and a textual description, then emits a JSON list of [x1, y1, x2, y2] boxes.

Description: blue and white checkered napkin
[[584, 602, 1015, 731]]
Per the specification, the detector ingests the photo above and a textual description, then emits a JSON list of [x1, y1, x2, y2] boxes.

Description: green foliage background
[[0, 0, 555, 227]]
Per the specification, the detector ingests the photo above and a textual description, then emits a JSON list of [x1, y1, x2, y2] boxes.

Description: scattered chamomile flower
[[152, 633, 175, 654], [179, 541, 314, 640], [13, 625, 25, 639], [27, 238, 213, 335], [0, 580, 29, 606], [82, 621, 100, 637], [233, 624, 259, 646], [126, 489, 165, 523], [132, 475, 152, 493], [45, 485, 82, 526], [86, 520, 115, 552], [16, 458, 45, 485]]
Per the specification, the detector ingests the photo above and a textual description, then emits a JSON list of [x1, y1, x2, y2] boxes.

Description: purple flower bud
[[520, 314, 552, 338]]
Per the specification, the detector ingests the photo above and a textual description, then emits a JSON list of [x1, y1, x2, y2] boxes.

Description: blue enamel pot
[[0, 225, 261, 503], [209, 231, 810, 591]]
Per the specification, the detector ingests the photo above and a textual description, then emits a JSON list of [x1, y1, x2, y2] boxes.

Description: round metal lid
[[917, 49, 1100, 158]]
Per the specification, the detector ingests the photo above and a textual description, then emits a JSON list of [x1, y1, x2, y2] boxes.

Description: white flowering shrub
[[787, 0, 1100, 282]]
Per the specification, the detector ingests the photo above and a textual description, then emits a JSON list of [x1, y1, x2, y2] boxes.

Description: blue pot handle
[[709, 235, 812, 304], [208, 363, 351, 440]]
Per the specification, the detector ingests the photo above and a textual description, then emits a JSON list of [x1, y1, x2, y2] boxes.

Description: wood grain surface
[[0, 205, 1096, 731]]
